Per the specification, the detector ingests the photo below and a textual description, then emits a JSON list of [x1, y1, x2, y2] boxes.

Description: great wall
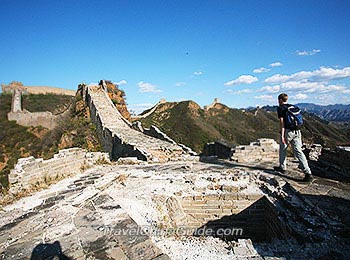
[[1, 81, 350, 259], [83, 81, 195, 162], [3, 81, 73, 129]]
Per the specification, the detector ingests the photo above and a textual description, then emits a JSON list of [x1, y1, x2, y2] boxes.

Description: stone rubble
[[304, 143, 350, 182], [1, 160, 349, 259]]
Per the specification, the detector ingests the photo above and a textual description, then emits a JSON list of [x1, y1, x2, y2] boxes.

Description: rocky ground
[[0, 159, 349, 260]]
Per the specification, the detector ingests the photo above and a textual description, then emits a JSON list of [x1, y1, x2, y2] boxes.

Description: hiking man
[[274, 93, 312, 182]]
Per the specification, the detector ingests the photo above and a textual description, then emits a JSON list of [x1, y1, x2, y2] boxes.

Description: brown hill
[[136, 101, 350, 153], [104, 80, 131, 120]]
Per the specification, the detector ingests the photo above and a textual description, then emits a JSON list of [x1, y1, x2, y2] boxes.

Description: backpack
[[285, 105, 303, 130]]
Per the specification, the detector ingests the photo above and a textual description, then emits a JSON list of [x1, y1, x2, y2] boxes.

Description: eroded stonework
[[1, 160, 349, 259], [8, 148, 109, 195], [84, 83, 195, 162]]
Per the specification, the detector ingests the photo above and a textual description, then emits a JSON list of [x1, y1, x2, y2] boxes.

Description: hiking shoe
[[302, 174, 313, 182], [273, 166, 286, 174]]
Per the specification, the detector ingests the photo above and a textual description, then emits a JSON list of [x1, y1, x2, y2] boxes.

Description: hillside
[[137, 101, 350, 153], [0, 91, 101, 191], [0, 82, 131, 191], [104, 80, 131, 120]]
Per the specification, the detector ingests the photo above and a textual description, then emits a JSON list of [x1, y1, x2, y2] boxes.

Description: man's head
[[278, 93, 288, 105]]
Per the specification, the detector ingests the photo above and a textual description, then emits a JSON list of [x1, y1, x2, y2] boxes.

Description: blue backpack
[[286, 105, 303, 130]]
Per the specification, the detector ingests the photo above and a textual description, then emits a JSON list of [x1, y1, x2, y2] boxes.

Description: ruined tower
[[11, 88, 22, 113]]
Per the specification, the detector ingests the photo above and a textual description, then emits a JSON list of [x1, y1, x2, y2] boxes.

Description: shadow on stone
[[30, 241, 71, 260], [193, 196, 290, 242]]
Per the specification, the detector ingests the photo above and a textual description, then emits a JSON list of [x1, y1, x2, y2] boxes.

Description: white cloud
[[296, 49, 321, 56], [253, 67, 270, 73], [294, 93, 308, 100], [342, 89, 350, 94], [193, 71, 203, 76], [265, 66, 350, 84], [224, 75, 258, 86], [260, 85, 281, 93], [88, 82, 98, 86], [115, 80, 127, 86], [128, 103, 154, 115], [316, 94, 338, 105], [234, 89, 253, 94], [269, 62, 283, 67], [175, 82, 186, 87], [275, 81, 346, 93], [254, 94, 274, 102], [137, 81, 162, 93]]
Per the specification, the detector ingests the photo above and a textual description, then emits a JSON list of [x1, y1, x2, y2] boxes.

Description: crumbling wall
[[85, 85, 149, 161], [84, 83, 194, 162], [132, 121, 176, 144], [7, 110, 59, 129], [1, 81, 26, 93], [203, 140, 235, 159], [1, 81, 75, 95], [166, 193, 289, 242], [203, 138, 279, 162], [8, 148, 109, 194], [6, 82, 72, 129], [231, 139, 279, 163], [304, 144, 350, 181]]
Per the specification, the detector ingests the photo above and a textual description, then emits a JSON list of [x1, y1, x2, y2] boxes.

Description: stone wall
[[8, 148, 109, 194], [11, 88, 22, 112], [7, 110, 60, 130], [6, 82, 72, 130], [231, 138, 279, 163], [2, 81, 75, 96], [1, 81, 26, 93], [84, 83, 194, 162], [166, 193, 289, 242], [203, 138, 279, 162], [203, 140, 235, 159], [305, 144, 350, 182]]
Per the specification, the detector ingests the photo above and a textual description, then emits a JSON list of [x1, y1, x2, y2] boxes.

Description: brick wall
[[166, 193, 289, 242], [7, 111, 59, 130], [231, 138, 279, 163], [8, 148, 109, 194], [84, 83, 194, 162]]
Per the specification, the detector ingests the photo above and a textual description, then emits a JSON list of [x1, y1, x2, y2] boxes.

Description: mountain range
[[296, 103, 350, 122], [136, 101, 350, 153]]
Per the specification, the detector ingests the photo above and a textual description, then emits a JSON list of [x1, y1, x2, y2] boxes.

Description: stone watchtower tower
[[11, 88, 22, 112], [2, 81, 25, 113]]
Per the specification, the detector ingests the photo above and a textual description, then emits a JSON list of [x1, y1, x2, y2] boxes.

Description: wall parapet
[[8, 148, 109, 194]]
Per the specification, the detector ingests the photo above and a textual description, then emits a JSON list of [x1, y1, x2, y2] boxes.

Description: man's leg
[[279, 133, 288, 170], [289, 130, 311, 175]]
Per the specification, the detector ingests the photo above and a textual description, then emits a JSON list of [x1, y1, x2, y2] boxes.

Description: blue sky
[[1, 0, 350, 113]]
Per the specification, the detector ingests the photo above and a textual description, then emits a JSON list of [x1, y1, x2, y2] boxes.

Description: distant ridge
[[296, 103, 350, 122], [1, 81, 76, 96]]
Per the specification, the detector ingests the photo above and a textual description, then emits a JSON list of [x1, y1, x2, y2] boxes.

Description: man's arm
[[279, 117, 286, 144]]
